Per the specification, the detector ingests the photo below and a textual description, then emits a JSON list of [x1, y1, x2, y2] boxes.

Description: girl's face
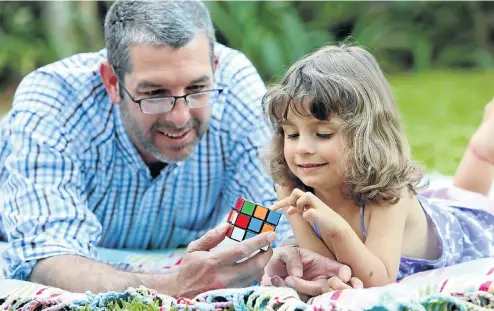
[[282, 107, 346, 193]]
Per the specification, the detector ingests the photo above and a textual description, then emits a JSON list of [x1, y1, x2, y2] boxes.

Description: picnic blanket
[[2, 176, 494, 310], [2, 253, 494, 311]]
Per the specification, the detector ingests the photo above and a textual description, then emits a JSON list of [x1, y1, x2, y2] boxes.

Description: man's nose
[[167, 98, 191, 128]]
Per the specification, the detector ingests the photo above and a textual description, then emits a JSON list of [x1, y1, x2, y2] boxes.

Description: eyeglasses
[[118, 82, 223, 115]]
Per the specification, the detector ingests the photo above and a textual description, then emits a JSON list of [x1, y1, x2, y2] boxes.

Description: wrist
[[328, 222, 352, 239], [280, 237, 298, 247], [135, 271, 181, 298], [312, 216, 351, 238]]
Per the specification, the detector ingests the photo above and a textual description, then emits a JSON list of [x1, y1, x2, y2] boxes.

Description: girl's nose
[[295, 137, 315, 155]]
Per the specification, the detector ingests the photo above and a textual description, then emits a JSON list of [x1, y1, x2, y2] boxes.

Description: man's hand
[[262, 246, 363, 300], [169, 223, 276, 298]]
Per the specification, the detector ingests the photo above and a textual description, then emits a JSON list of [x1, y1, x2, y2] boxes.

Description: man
[[0, 0, 357, 298]]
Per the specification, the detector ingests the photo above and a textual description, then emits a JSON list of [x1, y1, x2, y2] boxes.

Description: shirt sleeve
[[218, 50, 294, 246], [0, 71, 103, 280]]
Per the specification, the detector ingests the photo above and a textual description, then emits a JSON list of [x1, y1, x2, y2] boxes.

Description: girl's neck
[[313, 185, 357, 212]]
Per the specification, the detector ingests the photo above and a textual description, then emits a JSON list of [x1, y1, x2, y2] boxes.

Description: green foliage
[[1, 1, 493, 85], [0, 2, 105, 86], [299, 1, 493, 73], [207, 1, 493, 79], [76, 295, 235, 311], [78, 298, 162, 311], [206, 1, 332, 82], [0, 1, 492, 176], [0, 2, 54, 82], [106, 298, 161, 311]]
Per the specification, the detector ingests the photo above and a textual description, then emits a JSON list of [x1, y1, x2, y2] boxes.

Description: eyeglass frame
[[111, 65, 223, 114]]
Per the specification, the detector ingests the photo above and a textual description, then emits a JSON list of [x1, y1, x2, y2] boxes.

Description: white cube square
[[231, 227, 245, 242]]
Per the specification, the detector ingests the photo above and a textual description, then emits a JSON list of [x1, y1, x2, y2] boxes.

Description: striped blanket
[[1, 248, 494, 310], [2, 178, 494, 310]]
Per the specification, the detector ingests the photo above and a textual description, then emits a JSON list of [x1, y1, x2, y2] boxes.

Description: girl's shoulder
[[365, 189, 419, 214]]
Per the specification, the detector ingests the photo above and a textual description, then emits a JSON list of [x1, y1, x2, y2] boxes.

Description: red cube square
[[235, 214, 250, 229], [227, 224, 234, 238], [234, 197, 244, 211]]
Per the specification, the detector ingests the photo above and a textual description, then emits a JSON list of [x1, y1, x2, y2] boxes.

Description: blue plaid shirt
[[0, 44, 292, 280]]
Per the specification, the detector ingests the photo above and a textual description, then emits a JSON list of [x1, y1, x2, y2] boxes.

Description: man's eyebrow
[[136, 81, 165, 91], [135, 75, 211, 91], [280, 120, 293, 126], [189, 75, 210, 85]]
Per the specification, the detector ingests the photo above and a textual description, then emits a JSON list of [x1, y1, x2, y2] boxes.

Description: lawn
[[0, 70, 492, 176], [389, 70, 494, 176]]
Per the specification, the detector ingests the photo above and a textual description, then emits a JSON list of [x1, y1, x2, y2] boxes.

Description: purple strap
[[360, 202, 367, 238], [312, 201, 367, 239]]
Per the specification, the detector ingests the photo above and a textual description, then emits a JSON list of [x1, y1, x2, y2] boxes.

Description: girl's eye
[[317, 133, 333, 139], [286, 133, 299, 139]]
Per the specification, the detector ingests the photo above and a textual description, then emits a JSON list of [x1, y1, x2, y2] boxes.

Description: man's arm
[[1, 71, 106, 284], [29, 255, 176, 295], [2, 62, 275, 297], [30, 225, 276, 297]]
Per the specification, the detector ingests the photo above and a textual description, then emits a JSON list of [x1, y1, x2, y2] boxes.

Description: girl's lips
[[297, 163, 327, 168], [297, 163, 328, 173]]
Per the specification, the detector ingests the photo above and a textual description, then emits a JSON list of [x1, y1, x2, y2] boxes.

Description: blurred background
[[0, 1, 493, 176]]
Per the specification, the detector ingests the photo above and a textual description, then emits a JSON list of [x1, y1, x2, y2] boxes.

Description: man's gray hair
[[104, 0, 216, 80]]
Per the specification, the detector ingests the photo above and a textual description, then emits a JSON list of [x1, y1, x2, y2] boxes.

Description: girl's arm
[[276, 186, 335, 260], [318, 195, 409, 287]]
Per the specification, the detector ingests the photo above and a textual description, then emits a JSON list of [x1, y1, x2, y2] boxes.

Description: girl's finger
[[349, 277, 364, 289], [270, 275, 285, 287], [270, 189, 303, 211], [284, 276, 326, 297], [270, 196, 295, 211], [323, 277, 352, 293], [295, 193, 314, 212], [286, 206, 298, 215], [301, 208, 318, 222]]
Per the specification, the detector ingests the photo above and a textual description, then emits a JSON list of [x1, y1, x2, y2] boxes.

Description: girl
[[263, 44, 494, 288]]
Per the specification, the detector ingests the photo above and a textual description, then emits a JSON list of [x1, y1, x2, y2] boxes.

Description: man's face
[[118, 33, 215, 163]]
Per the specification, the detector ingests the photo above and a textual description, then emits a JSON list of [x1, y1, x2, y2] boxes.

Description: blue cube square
[[266, 210, 281, 225], [248, 217, 262, 233], [245, 230, 256, 240]]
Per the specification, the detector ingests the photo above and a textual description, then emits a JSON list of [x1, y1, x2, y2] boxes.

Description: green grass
[[388, 70, 494, 176]]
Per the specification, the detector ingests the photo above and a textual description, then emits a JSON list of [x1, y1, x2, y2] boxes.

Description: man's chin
[[157, 144, 198, 163], [151, 128, 204, 162]]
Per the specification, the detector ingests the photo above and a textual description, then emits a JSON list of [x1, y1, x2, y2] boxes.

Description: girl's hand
[[270, 189, 348, 233], [323, 276, 364, 293]]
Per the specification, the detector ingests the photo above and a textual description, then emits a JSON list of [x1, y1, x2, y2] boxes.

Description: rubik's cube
[[226, 196, 282, 251]]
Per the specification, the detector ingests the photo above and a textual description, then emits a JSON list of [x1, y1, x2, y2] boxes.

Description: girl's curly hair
[[261, 44, 425, 205]]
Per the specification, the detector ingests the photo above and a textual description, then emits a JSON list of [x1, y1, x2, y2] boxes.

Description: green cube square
[[241, 201, 255, 215]]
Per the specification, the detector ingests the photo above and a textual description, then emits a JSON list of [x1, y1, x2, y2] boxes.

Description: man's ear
[[100, 61, 121, 105], [212, 55, 218, 74]]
